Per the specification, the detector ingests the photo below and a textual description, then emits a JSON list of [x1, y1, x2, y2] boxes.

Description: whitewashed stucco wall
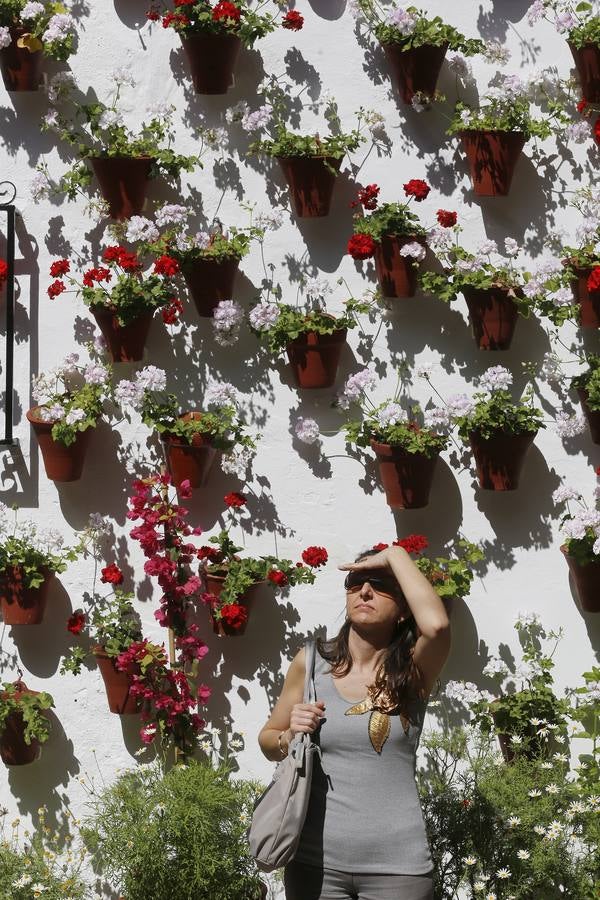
[[1, 0, 600, 895]]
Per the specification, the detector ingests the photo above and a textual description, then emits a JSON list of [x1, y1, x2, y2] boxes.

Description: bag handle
[[303, 638, 317, 704]]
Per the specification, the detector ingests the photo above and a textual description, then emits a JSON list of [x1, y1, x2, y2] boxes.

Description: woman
[[257, 543, 451, 900]]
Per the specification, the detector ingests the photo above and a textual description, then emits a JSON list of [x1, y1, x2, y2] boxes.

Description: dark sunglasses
[[344, 571, 402, 597]]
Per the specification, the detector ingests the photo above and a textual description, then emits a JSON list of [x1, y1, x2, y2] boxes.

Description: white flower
[[566, 121, 591, 143], [47, 71, 75, 103], [241, 104, 273, 132], [136, 365, 167, 393], [545, 782, 559, 794], [483, 41, 511, 65], [31, 883, 47, 894], [516, 611, 541, 629], [0, 25, 11, 48], [477, 239, 498, 256], [194, 231, 211, 249], [254, 209, 284, 231], [507, 815, 521, 827], [99, 109, 124, 130], [30, 169, 51, 202], [294, 417, 320, 445], [527, 0, 546, 26], [304, 276, 332, 300], [83, 362, 109, 385], [249, 302, 280, 330], [374, 402, 405, 429], [555, 11, 576, 33], [205, 380, 238, 407], [482, 657, 510, 678], [496, 868, 510, 879], [533, 824, 546, 834], [221, 446, 253, 478], [528, 789, 542, 798], [478, 365, 512, 392], [399, 241, 426, 262], [21, 1, 45, 19], [552, 485, 581, 504], [554, 411, 586, 438], [386, 6, 418, 34], [225, 100, 249, 124], [40, 403, 66, 422], [126, 216, 159, 244], [13, 875, 32, 888], [504, 237, 519, 257], [545, 820, 563, 839], [65, 408, 86, 426], [463, 855, 477, 865], [517, 848, 530, 859], [42, 13, 74, 43], [147, 101, 175, 120], [213, 300, 244, 345], [473, 884, 486, 894], [155, 204, 188, 228], [43, 109, 59, 129], [337, 368, 377, 409], [113, 66, 136, 88], [552, 286, 573, 307]]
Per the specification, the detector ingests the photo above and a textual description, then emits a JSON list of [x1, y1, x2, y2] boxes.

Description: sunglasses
[[344, 571, 402, 597]]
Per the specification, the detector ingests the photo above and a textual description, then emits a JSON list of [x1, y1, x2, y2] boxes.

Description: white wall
[[1, 0, 599, 895]]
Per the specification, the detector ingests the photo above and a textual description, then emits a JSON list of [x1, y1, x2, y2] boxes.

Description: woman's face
[[344, 565, 408, 631]]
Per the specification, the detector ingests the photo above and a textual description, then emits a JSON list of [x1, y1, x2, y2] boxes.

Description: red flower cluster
[[198, 545, 223, 562], [212, 1, 241, 22], [174, 0, 195, 5], [351, 183, 380, 211], [436, 209, 457, 228], [371, 542, 389, 551], [302, 546, 328, 567], [220, 603, 247, 630], [146, 6, 160, 19], [594, 117, 600, 144], [162, 11, 190, 26], [103, 245, 140, 271], [282, 9, 304, 30], [224, 491, 246, 508], [153, 255, 180, 276], [175, 623, 209, 663], [393, 534, 428, 554], [47, 279, 67, 298], [100, 563, 124, 585], [347, 233, 376, 260], [162, 297, 183, 325], [403, 179, 430, 201], [67, 610, 86, 635], [588, 266, 600, 293], [83, 266, 112, 288], [0, 260, 7, 283], [268, 569, 289, 586], [577, 99, 589, 115], [49, 258, 70, 277]]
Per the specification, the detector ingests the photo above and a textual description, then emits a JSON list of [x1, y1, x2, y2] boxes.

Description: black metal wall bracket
[[0, 180, 19, 448]]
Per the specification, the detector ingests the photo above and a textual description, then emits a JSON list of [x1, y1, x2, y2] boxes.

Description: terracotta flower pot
[[0, 565, 53, 625], [91, 307, 154, 362], [568, 42, 600, 103], [161, 413, 219, 490], [0, 27, 43, 92], [285, 325, 347, 389], [576, 387, 600, 444], [381, 41, 448, 103], [561, 545, 600, 613], [373, 234, 422, 298], [568, 264, 600, 328], [462, 286, 519, 350], [468, 430, 535, 491], [93, 646, 139, 714], [182, 256, 239, 318], [370, 439, 439, 509], [459, 130, 526, 197], [203, 572, 265, 636], [27, 407, 92, 482], [180, 32, 241, 94], [0, 682, 42, 766], [89, 156, 154, 221], [276, 155, 342, 218]]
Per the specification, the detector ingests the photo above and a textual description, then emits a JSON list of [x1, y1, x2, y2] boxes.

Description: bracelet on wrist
[[277, 729, 289, 759]]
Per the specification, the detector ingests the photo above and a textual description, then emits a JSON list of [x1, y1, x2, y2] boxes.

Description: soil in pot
[[459, 130, 526, 197], [27, 406, 92, 482], [286, 325, 347, 389], [0, 683, 42, 766], [381, 41, 448, 104], [93, 646, 139, 714], [182, 256, 239, 318], [561, 546, 600, 613], [277, 156, 342, 218], [568, 265, 600, 328], [202, 572, 265, 637], [89, 156, 154, 221], [161, 413, 219, 490], [370, 440, 439, 509], [0, 565, 53, 625], [577, 388, 600, 444], [91, 307, 154, 362], [0, 28, 43, 91], [373, 234, 422, 298], [180, 32, 241, 94], [468, 430, 535, 491], [462, 286, 519, 350], [568, 42, 600, 103]]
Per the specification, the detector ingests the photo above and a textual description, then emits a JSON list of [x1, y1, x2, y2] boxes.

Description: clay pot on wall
[[91, 307, 154, 362], [568, 42, 600, 102], [567, 264, 600, 328], [0, 565, 53, 625], [576, 388, 600, 444], [0, 682, 43, 766], [89, 156, 155, 220], [468, 430, 536, 491], [462, 286, 519, 350], [161, 413, 219, 490], [27, 407, 93, 482], [180, 32, 241, 94], [459, 130, 526, 197], [276, 156, 342, 218], [561, 546, 600, 613], [182, 256, 239, 318], [203, 572, 265, 636], [285, 324, 347, 389], [0, 28, 43, 91], [381, 41, 448, 103], [370, 440, 439, 509], [93, 646, 140, 714], [373, 234, 422, 298]]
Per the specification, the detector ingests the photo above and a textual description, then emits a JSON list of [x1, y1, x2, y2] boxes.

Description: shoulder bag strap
[[303, 638, 317, 704]]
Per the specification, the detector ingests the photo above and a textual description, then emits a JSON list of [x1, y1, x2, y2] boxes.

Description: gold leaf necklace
[[344, 686, 410, 755]]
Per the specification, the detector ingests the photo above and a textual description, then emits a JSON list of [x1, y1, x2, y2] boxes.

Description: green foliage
[[569, 12, 600, 48], [448, 99, 552, 139], [61, 593, 143, 676], [0, 683, 53, 746], [414, 540, 483, 602], [250, 124, 365, 159], [84, 272, 174, 326], [0, 511, 76, 587], [251, 305, 356, 354], [456, 388, 545, 440], [353, 201, 426, 241], [356, 1, 484, 52], [49, 385, 104, 447], [571, 353, 600, 411], [169, 228, 259, 265], [344, 414, 448, 457], [81, 758, 266, 900], [160, 0, 276, 47], [0, 0, 76, 60], [141, 393, 255, 452]]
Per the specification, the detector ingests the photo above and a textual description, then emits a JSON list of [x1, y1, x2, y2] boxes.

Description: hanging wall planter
[[27, 407, 92, 482], [182, 256, 239, 318], [369, 440, 439, 509], [161, 414, 219, 489], [89, 156, 155, 220], [568, 42, 600, 103], [203, 572, 265, 637], [468, 430, 535, 491], [462, 286, 519, 350], [459, 130, 526, 197], [0, 683, 45, 766], [561, 546, 600, 613], [576, 388, 600, 443], [93, 646, 139, 714], [373, 234, 421, 298], [180, 32, 242, 94], [0, 28, 43, 92], [286, 325, 347, 389], [567, 264, 600, 328], [0, 565, 53, 625], [91, 307, 154, 362], [277, 156, 342, 218], [381, 41, 448, 104]]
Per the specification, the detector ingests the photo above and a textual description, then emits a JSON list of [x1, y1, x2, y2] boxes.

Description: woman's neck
[[347, 624, 394, 672]]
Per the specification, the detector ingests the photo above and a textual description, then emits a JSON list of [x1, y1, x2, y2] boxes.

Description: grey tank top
[[293, 647, 433, 875]]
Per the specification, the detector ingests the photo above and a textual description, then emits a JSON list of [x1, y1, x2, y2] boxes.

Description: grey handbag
[[247, 638, 320, 872]]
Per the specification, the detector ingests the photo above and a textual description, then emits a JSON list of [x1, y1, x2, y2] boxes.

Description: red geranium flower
[[147, 6, 160, 19], [403, 179, 430, 201], [198, 545, 222, 562], [220, 603, 248, 630], [103, 246, 140, 270], [268, 569, 289, 586], [436, 209, 457, 228], [100, 563, 124, 585], [347, 233, 376, 260], [67, 610, 86, 635], [47, 279, 67, 298], [595, 117, 600, 145], [0, 259, 7, 283], [577, 99, 589, 115], [153, 255, 180, 276], [302, 546, 328, 567], [587, 266, 600, 293], [83, 266, 112, 288], [162, 297, 183, 325], [224, 491, 246, 508], [282, 9, 304, 30], [372, 542, 389, 551], [162, 11, 190, 26], [212, 1, 241, 22], [393, 534, 428, 554], [351, 183, 380, 211], [49, 258, 70, 277]]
